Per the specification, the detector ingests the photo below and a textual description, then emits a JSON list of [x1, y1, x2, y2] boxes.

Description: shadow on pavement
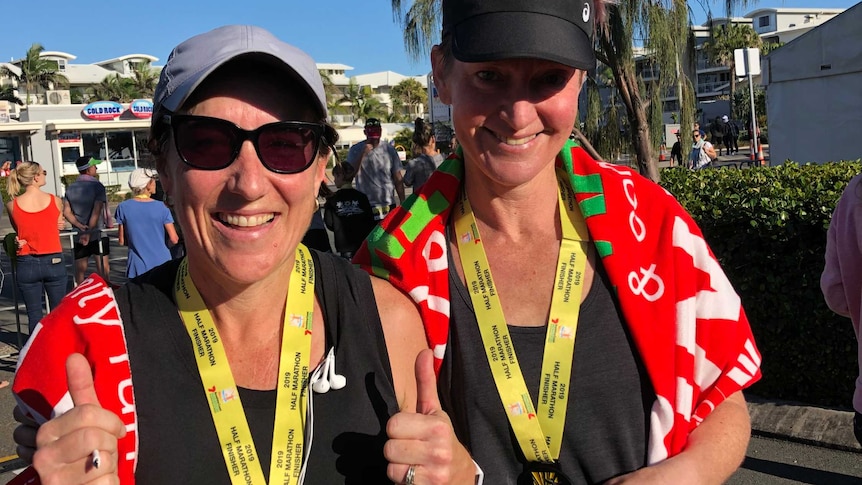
[[742, 456, 862, 485]]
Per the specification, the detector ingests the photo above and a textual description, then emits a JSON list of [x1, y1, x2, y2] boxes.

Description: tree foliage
[[594, 0, 696, 182], [356, 96, 388, 125], [85, 62, 159, 103], [732, 84, 767, 134], [0, 85, 23, 106], [0, 43, 69, 106], [702, 22, 762, 117], [127, 61, 158, 99], [584, 66, 628, 162], [390, 78, 427, 119], [338, 80, 369, 125]]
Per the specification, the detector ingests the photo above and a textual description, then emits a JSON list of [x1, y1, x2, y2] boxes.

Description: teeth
[[497, 133, 537, 146], [219, 213, 274, 227]]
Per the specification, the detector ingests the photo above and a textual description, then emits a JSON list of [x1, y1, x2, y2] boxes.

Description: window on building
[[82, 132, 106, 167], [759, 16, 770, 27], [135, 130, 155, 168], [61, 147, 81, 173], [0, 136, 22, 164], [106, 131, 136, 171]]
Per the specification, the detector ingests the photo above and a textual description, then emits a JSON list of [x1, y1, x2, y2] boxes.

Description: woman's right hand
[[30, 353, 126, 485], [384, 350, 478, 484]]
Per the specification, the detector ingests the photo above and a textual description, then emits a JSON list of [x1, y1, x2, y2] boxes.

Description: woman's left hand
[[384, 350, 477, 484]]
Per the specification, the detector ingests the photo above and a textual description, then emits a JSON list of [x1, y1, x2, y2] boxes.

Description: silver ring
[[405, 464, 416, 485]]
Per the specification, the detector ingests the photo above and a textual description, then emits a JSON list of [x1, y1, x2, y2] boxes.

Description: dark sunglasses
[[164, 114, 325, 174]]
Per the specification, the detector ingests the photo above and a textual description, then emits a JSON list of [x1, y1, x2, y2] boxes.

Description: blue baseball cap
[[152, 25, 326, 119]]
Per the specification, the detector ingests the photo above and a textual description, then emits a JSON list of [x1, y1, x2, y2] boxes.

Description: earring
[[314, 197, 320, 211]]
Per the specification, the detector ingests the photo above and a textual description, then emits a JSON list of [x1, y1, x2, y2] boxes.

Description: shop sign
[[129, 99, 154, 119], [83, 101, 123, 121], [58, 132, 82, 144]]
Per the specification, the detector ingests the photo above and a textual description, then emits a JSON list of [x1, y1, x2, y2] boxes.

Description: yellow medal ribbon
[[454, 169, 589, 470], [175, 244, 315, 485]]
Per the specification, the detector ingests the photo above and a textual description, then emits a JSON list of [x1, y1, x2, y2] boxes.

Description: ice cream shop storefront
[[22, 100, 155, 195]]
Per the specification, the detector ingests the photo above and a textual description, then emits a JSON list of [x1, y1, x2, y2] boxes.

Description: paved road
[[729, 435, 862, 484]]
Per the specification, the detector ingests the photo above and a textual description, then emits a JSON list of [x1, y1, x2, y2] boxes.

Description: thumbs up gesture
[[30, 353, 126, 484], [385, 349, 477, 484]]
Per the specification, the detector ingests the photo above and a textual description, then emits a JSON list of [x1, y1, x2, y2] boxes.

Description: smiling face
[[432, 47, 585, 189], [159, 66, 325, 289]]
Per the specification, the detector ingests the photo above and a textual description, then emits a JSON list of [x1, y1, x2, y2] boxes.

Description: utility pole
[[735, 48, 762, 165]]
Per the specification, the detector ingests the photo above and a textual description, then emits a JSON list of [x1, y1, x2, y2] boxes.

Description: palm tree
[[391, 78, 427, 118], [318, 69, 338, 121], [89, 74, 133, 102], [0, 43, 69, 107], [702, 22, 762, 116], [356, 97, 387, 124], [128, 61, 159, 99], [0, 85, 23, 106], [338, 80, 367, 125]]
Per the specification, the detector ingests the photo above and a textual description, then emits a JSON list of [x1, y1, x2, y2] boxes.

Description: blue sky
[[3, 0, 856, 78]]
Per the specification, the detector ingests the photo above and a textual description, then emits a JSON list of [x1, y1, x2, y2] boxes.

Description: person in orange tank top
[[5, 161, 68, 333]]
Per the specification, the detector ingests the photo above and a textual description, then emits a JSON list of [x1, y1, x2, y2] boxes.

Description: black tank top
[[439, 250, 654, 484], [116, 252, 398, 484]]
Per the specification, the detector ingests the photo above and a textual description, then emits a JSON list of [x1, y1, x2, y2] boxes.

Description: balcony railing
[[696, 59, 729, 71], [697, 81, 729, 94]]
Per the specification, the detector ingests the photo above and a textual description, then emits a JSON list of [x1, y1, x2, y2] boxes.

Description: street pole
[[747, 53, 758, 164], [736, 47, 762, 166]]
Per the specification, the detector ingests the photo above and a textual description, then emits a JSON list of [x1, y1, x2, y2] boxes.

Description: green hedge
[[660, 161, 862, 408]]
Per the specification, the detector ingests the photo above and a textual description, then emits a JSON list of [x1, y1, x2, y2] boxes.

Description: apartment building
[[633, 7, 845, 123]]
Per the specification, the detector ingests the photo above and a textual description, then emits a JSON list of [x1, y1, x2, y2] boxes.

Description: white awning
[[0, 121, 42, 134], [45, 119, 151, 133]]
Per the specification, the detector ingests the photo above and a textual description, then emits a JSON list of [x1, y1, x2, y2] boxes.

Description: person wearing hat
[[722, 115, 739, 155], [670, 130, 683, 167], [356, 0, 761, 483], [11, 25, 474, 485], [346, 117, 405, 221], [113, 168, 179, 278], [62, 156, 114, 286]]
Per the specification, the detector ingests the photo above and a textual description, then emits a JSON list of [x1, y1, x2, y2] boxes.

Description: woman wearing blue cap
[[13, 25, 473, 485], [356, 0, 761, 483]]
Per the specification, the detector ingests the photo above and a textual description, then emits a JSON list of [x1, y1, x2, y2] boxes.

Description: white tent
[[763, 2, 862, 165]]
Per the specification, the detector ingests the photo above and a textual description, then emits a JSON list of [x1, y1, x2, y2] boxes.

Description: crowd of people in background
[[666, 115, 745, 169], [1, 156, 185, 331]]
